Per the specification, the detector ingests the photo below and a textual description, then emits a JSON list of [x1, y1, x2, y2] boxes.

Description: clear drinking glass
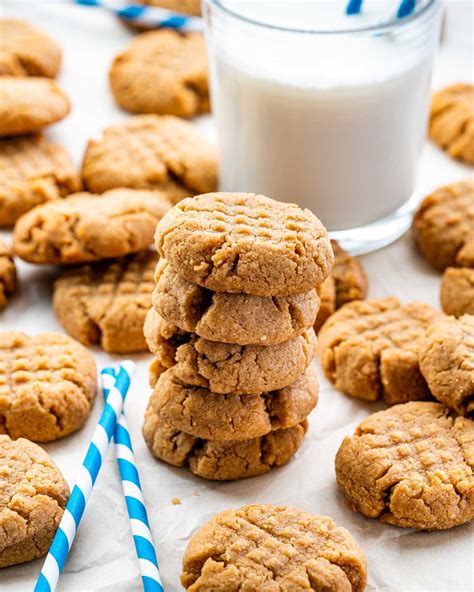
[[203, 0, 443, 253]]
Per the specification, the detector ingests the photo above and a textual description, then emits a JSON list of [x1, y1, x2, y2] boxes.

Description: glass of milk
[[203, 0, 442, 253]]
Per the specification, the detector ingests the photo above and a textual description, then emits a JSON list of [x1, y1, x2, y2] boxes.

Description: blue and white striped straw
[[34, 361, 135, 592], [102, 368, 163, 592], [346, 0, 417, 18], [75, 0, 202, 31]]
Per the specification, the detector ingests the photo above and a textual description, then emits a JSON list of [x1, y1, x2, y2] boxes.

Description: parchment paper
[[1, 2, 473, 590]]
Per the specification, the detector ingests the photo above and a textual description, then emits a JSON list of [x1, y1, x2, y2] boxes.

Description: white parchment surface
[[1, 2, 473, 590]]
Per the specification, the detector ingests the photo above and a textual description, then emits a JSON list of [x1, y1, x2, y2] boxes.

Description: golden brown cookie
[[152, 259, 320, 345], [317, 297, 443, 405], [419, 315, 474, 417], [139, 0, 201, 15], [0, 19, 61, 78], [0, 77, 70, 137], [336, 401, 474, 530], [13, 189, 170, 264], [143, 410, 307, 480], [181, 504, 367, 592], [0, 332, 97, 442], [440, 267, 474, 317], [145, 308, 316, 393], [156, 192, 333, 296], [412, 179, 474, 271], [0, 135, 81, 226], [53, 250, 158, 353], [81, 115, 217, 202], [110, 30, 208, 117], [0, 239, 16, 310], [314, 240, 368, 332], [429, 84, 474, 165], [0, 51, 25, 76], [0, 435, 69, 568], [145, 366, 318, 441]]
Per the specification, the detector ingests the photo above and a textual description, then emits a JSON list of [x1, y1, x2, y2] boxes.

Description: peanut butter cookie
[[0, 332, 97, 442], [0, 51, 25, 76], [53, 250, 157, 353], [419, 315, 474, 417], [429, 83, 474, 165], [412, 178, 474, 271], [0, 77, 70, 136], [0, 135, 81, 225], [0, 435, 69, 568], [336, 401, 474, 530], [441, 267, 474, 317], [145, 309, 316, 393], [317, 297, 443, 404], [13, 189, 170, 264], [152, 259, 320, 345], [156, 192, 333, 296], [0, 240, 16, 310], [181, 504, 367, 592], [139, 0, 201, 15], [143, 412, 307, 480], [315, 240, 368, 332], [81, 115, 217, 202], [145, 366, 318, 441], [0, 19, 61, 78], [110, 30, 208, 117]]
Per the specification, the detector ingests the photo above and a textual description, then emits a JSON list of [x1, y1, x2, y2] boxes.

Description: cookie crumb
[[171, 497, 181, 505]]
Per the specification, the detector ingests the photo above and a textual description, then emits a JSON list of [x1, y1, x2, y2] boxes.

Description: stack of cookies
[[142, 192, 333, 480]]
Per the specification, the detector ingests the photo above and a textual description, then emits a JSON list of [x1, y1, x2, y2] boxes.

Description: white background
[[1, 1, 473, 591]]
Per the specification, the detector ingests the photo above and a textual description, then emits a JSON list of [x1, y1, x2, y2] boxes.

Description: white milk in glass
[[205, 1, 441, 233]]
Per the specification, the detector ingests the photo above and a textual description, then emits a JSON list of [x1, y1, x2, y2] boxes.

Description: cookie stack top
[[143, 192, 333, 481]]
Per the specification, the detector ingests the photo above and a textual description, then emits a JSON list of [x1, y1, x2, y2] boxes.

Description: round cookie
[[181, 504, 367, 592], [441, 267, 474, 317], [0, 239, 16, 310], [317, 297, 443, 405], [155, 192, 334, 296], [0, 19, 61, 78], [110, 30, 209, 117], [0, 332, 97, 442], [143, 411, 307, 481], [335, 401, 474, 530], [53, 250, 158, 353], [412, 179, 474, 271], [0, 135, 81, 226], [314, 240, 368, 332], [429, 83, 474, 165], [145, 366, 318, 441], [419, 315, 474, 417], [81, 115, 217, 202], [13, 188, 170, 264], [145, 309, 317, 393], [152, 259, 320, 345], [0, 435, 69, 568], [0, 77, 70, 137]]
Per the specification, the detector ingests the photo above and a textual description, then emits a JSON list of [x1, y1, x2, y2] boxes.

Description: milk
[[205, 0, 440, 231]]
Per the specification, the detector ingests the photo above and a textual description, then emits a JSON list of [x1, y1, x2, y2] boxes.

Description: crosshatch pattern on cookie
[[317, 297, 444, 405], [155, 192, 334, 296], [0, 135, 81, 225], [53, 250, 157, 353], [81, 115, 217, 200], [0, 332, 97, 442], [336, 402, 474, 530]]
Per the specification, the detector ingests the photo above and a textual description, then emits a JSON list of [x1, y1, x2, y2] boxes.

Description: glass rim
[[204, 0, 439, 35]]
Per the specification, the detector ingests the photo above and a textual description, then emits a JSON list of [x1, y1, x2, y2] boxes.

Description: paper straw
[[34, 361, 135, 592], [74, 0, 203, 31], [346, 0, 417, 18], [346, 0, 363, 15], [102, 368, 163, 592]]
